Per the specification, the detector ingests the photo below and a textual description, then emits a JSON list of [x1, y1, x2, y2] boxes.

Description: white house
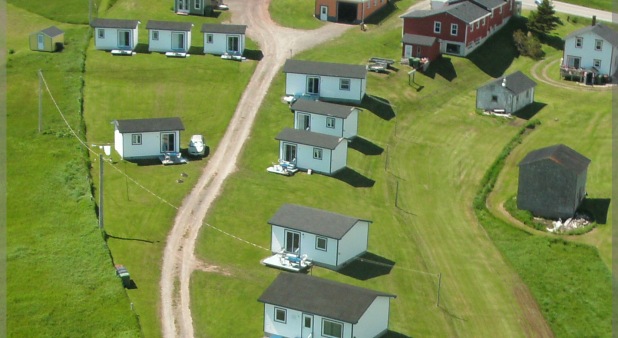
[[91, 18, 141, 51], [268, 203, 372, 269], [290, 99, 360, 139], [201, 23, 247, 55], [476, 71, 537, 114], [114, 117, 185, 160], [258, 273, 396, 338], [275, 128, 347, 175], [145, 20, 194, 54], [562, 20, 618, 83], [283, 59, 367, 104]]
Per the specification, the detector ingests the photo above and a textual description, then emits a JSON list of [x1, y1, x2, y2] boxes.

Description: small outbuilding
[[276, 127, 347, 175], [283, 59, 367, 104], [267, 203, 372, 270], [114, 117, 185, 160], [91, 18, 141, 52], [29, 26, 65, 52], [517, 144, 591, 220], [146, 20, 194, 54], [290, 99, 360, 139], [401, 33, 440, 61], [315, 0, 389, 24], [476, 71, 537, 114], [258, 272, 396, 338], [201, 23, 247, 56], [174, 0, 221, 16]]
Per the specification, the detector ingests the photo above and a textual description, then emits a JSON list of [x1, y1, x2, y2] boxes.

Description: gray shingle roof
[[200, 23, 247, 34], [401, 33, 437, 46], [518, 144, 591, 174], [469, 0, 506, 10], [275, 128, 343, 150], [400, 1, 489, 23], [91, 18, 140, 29], [268, 204, 371, 239], [115, 117, 185, 133], [40, 26, 64, 37], [145, 20, 193, 31], [258, 273, 395, 324], [283, 59, 367, 79], [481, 71, 537, 95], [290, 100, 357, 119], [566, 22, 618, 47]]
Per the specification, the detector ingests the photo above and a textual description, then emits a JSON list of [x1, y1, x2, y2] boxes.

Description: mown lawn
[[269, 0, 325, 30], [190, 9, 610, 338], [6, 3, 141, 337], [557, 0, 612, 12], [82, 1, 258, 337]]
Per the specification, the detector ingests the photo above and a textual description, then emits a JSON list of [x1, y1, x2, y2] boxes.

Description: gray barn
[[517, 144, 591, 220], [476, 71, 537, 114]]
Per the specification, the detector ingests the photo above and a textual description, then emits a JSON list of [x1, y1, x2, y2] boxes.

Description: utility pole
[[99, 154, 104, 231], [38, 70, 42, 133], [437, 273, 442, 307]]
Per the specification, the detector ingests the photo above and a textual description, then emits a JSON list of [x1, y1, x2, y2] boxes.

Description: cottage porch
[[559, 66, 607, 84], [262, 251, 312, 272]]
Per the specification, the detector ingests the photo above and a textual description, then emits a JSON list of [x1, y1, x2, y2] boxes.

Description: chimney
[[592, 15, 596, 26]]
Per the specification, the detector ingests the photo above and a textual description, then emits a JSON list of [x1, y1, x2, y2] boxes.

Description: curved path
[[159, 1, 351, 337], [529, 56, 614, 92]]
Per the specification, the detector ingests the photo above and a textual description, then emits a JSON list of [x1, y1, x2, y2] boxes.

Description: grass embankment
[[82, 2, 258, 337], [269, 0, 325, 29], [6, 3, 141, 337]]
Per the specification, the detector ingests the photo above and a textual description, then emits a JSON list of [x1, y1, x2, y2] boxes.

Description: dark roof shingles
[[275, 128, 343, 150], [400, 1, 489, 23], [115, 117, 185, 133], [518, 144, 591, 174], [401, 33, 437, 46], [91, 18, 140, 29], [283, 59, 367, 79], [566, 22, 618, 47], [481, 71, 537, 95], [145, 20, 194, 31], [290, 100, 356, 119], [200, 23, 247, 34], [40, 26, 64, 37]]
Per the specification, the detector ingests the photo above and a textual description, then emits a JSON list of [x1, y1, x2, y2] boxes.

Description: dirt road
[[159, 1, 351, 337]]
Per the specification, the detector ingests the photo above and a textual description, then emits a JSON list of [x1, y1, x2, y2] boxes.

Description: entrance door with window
[[301, 314, 313, 338], [161, 133, 176, 152], [283, 143, 297, 162], [416, 46, 422, 57], [298, 114, 311, 131], [404, 45, 412, 58], [37, 34, 45, 50], [118, 30, 131, 49], [227, 35, 240, 54], [307, 77, 320, 95], [172, 33, 185, 51], [320, 6, 328, 21], [177, 0, 189, 13], [285, 231, 300, 253]]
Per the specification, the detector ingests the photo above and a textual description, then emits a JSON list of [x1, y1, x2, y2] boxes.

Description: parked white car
[[188, 135, 206, 156]]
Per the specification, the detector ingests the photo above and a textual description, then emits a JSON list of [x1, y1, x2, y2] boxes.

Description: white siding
[[286, 73, 308, 97], [271, 225, 285, 253], [114, 129, 124, 158], [343, 109, 359, 139], [337, 221, 369, 266], [203, 33, 245, 55], [313, 315, 353, 338], [149, 30, 191, 53], [117, 130, 181, 159], [280, 142, 334, 174], [329, 141, 348, 173], [94, 27, 138, 50], [285, 73, 365, 103], [294, 111, 345, 138], [563, 31, 615, 75], [263, 304, 303, 337], [353, 297, 391, 338], [271, 225, 337, 266]]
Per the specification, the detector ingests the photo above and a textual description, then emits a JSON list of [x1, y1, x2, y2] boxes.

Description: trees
[[513, 29, 544, 60], [527, 0, 562, 34]]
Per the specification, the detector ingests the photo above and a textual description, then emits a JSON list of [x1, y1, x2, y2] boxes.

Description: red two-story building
[[400, 0, 515, 60]]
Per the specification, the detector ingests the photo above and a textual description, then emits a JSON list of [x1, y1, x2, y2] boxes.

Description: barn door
[[37, 34, 45, 50]]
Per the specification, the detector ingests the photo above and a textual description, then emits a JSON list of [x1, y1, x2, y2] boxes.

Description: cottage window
[[195, 0, 201, 9], [307, 77, 320, 94], [326, 117, 335, 129], [595, 39, 603, 51], [451, 24, 458, 36], [339, 78, 351, 91], [304, 316, 312, 328], [316, 237, 327, 251], [274, 308, 287, 323], [206, 34, 213, 44], [594, 59, 601, 68], [323, 319, 343, 338], [132, 134, 142, 145], [313, 148, 323, 160], [434, 21, 441, 33], [98, 29, 105, 39], [491, 95, 498, 102], [575, 37, 583, 48], [152, 31, 159, 41]]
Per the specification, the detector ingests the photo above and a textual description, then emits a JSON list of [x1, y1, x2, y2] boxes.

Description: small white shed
[[476, 71, 537, 114], [258, 273, 396, 338], [275, 128, 347, 175], [291, 99, 360, 139], [268, 203, 372, 270], [201, 23, 247, 55], [283, 59, 367, 104], [146, 20, 194, 54], [91, 18, 141, 51], [114, 117, 185, 160]]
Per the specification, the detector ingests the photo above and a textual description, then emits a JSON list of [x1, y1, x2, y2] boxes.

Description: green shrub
[[513, 30, 544, 60]]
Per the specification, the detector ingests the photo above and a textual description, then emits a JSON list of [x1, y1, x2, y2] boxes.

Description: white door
[[298, 113, 311, 131], [227, 35, 240, 53], [284, 231, 300, 253], [302, 314, 313, 338], [320, 6, 328, 21], [177, 0, 189, 12], [172, 33, 185, 51], [37, 34, 45, 50], [283, 143, 297, 162], [118, 30, 131, 49], [404, 45, 412, 58]]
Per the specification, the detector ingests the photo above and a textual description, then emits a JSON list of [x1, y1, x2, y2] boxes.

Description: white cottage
[[268, 203, 372, 269], [276, 128, 347, 175], [114, 117, 185, 160], [290, 99, 360, 139], [562, 19, 618, 83], [476, 71, 537, 114], [258, 273, 396, 338], [283, 59, 367, 104], [201, 23, 247, 55], [91, 18, 141, 51], [145, 20, 194, 54]]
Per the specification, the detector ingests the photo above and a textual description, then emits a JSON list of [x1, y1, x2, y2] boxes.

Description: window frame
[[316, 236, 328, 251], [339, 78, 351, 91], [152, 31, 159, 41], [98, 29, 105, 39], [434, 21, 441, 33], [274, 307, 287, 324], [131, 134, 142, 145], [575, 37, 583, 48], [195, 0, 201, 10], [206, 34, 213, 44], [450, 24, 458, 36], [593, 59, 602, 68], [491, 95, 498, 102], [326, 117, 336, 129], [595, 39, 603, 51], [313, 148, 323, 160], [322, 319, 344, 338]]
